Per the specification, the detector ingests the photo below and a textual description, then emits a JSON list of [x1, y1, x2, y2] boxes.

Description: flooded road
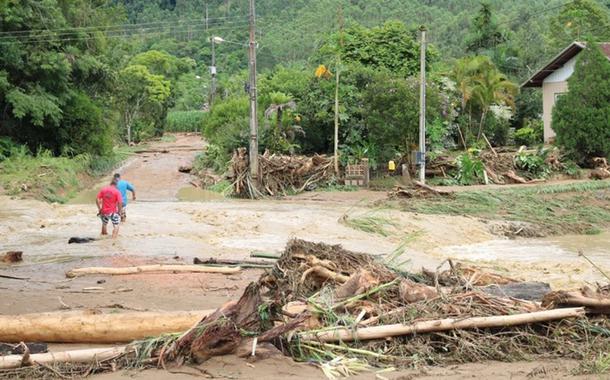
[[1, 134, 609, 298], [438, 231, 610, 287], [2, 133, 610, 379]]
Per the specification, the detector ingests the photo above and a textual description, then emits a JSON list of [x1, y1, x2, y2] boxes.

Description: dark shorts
[[101, 213, 120, 226]]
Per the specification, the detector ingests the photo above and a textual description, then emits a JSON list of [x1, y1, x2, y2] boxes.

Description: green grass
[[339, 210, 399, 236], [395, 180, 610, 235], [576, 352, 610, 375], [206, 179, 232, 194], [0, 146, 136, 203]]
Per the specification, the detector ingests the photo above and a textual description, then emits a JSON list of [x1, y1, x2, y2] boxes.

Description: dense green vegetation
[[1, 0, 609, 192], [552, 41, 610, 163]]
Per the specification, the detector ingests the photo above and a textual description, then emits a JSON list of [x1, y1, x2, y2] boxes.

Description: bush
[[514, 149, 550, 178], [552, 42, 610, 163], [455, 150, 485, 185], [514, 119, 543, 146], [166, 110, 205, 132]]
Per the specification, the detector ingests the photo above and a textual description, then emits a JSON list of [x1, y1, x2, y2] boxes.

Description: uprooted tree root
[[4, 239, 610, 379]]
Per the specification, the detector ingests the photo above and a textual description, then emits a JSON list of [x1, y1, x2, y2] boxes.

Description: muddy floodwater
[[2, 134, 610, 379], [442, 231, 610, 264]]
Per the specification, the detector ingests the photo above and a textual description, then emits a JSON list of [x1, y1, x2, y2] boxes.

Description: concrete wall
[[541, 81, 568, 142], [541, 56, 576, 142]]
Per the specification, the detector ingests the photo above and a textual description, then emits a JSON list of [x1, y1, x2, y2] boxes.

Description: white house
[[521, 41, 610, 142]]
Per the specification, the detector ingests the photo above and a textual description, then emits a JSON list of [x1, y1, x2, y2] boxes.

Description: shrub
[[514, 149, 550, 178], [455, 150, 485, 185], [552, 41, 610, 163], [514, 119, 543, 146]]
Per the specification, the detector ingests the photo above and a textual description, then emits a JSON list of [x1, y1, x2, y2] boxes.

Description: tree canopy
[[552, 42, 610, 162]]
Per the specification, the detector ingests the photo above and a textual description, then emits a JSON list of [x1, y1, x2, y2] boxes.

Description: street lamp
[[209, 36, 225, 107]]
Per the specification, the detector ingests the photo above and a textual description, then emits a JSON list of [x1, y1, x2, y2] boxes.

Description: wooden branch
[[299, 307, 585, 342], [0, 309, 214, 343], [66, 264, 240, 278], [0, 346, 130, 370], [482, 133, 498, 157], [542, 291, 610, 314], [300, 266, 349, 284]]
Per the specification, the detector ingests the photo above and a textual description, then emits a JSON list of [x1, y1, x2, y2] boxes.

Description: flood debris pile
[[389, 181, 455, 199], [228, 148, 334, 198], [428, 147, 567, 185], [2, 240, 609, 379]]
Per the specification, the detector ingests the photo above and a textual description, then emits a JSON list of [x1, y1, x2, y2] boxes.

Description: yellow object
[[315, 64, 332, 79], [388, 160, 396, 171]]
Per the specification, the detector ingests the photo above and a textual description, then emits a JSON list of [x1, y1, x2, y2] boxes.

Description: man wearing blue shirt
[[113, 173, 136, 222]]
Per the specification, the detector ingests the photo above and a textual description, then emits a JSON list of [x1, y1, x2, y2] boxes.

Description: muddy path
[[1, 133, 609, 379]]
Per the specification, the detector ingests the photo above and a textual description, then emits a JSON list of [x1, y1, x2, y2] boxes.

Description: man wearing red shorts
[[96, 178, 123, 238]]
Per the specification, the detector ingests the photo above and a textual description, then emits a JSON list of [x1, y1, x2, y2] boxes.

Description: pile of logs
[[228, 148, 334, 198], [2, 240, 609, 377]]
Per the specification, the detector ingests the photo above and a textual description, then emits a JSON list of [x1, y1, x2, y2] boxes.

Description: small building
[[521, 41, 610, 142]]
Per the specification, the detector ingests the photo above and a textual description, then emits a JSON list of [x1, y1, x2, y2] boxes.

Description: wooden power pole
[[248, 0, 259, 181], [209, 37, 216, 107], [333, 6, 343, 175], [418, 26, 427, 184]]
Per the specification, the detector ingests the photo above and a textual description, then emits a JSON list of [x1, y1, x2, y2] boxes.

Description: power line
[[0, 23, 250, 45], [0, 14, 248, 37], [0, 20, 250, 43]]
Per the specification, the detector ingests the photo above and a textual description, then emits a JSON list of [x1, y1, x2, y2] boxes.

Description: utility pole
[[209, 37, 216, 107], [418, 26, 427, 184], [333, 6, 343, 175], [205, 3, 209, 33], [248, 0, 259, 182]]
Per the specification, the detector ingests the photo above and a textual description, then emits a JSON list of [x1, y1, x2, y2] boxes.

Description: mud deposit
[[1, 134, 609, 379]]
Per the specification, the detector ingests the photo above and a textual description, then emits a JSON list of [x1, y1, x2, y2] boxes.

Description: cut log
[[250, 252, 280, 260], [193, 257, 273, 269], [590, 168, 610, 180], [299, 307, 585, 342], [542, 290, 610, 314], [504, 170, 528, 184], [193, 257, 275, 267], [0, 346, 129, 369], [1, 251, 23, 263], [0, 309, 214, 343], [334, 270, 380, 299], [66, 264, 240, 278]]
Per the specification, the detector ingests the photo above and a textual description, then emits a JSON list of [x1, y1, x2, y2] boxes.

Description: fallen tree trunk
[[0, 346, 129, 370], [193, 257, 274, 268], [66, 264, 240, 278], [0, 309, 214, 343], [299, 307, 585, 342], [542, 291, 610, 314]]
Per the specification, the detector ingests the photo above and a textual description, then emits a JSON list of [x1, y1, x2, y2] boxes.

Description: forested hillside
[[1, 0, 609, 192]]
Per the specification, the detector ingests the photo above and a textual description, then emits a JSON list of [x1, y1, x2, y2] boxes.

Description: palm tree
[[264, 92, 301, 152], [452, 56, 518, 142], [471, 59, 518, 139]]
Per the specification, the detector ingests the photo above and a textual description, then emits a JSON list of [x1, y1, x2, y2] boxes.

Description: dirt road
[[1, 133, 608, 379]]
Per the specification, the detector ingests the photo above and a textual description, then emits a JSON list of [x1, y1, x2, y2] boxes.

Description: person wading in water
[[96, 177, 123, 238]]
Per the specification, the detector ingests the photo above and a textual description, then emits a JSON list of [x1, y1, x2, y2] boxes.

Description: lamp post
[[209, 36, 225, 107]]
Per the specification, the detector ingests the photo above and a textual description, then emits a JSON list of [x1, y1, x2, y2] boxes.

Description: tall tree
[[0, 0, 118, 155], [466, 2, 507, 54], [552, 42, 610, 162], [548, 0, 610, 49]]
